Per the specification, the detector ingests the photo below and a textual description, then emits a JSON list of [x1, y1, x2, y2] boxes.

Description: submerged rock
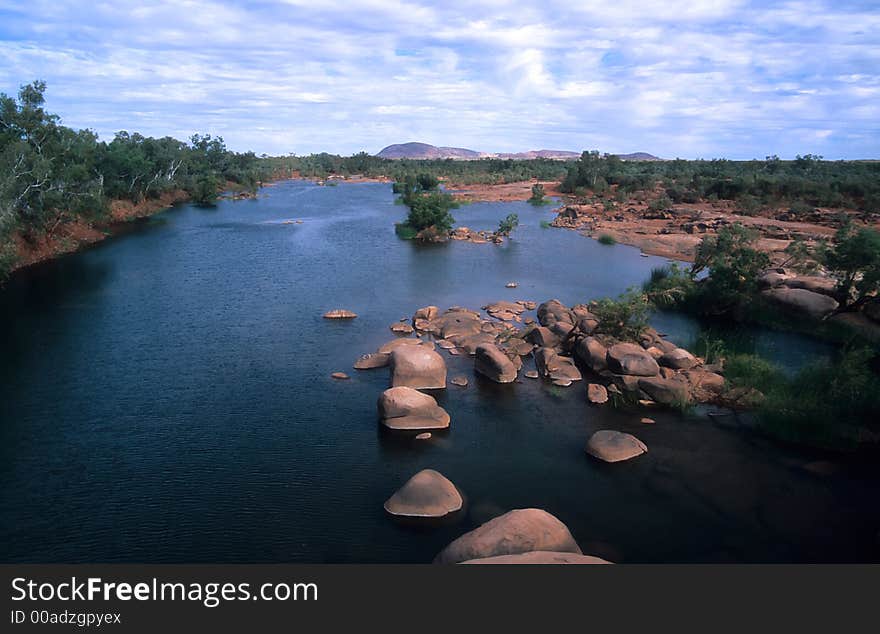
[[586, 430, 648, 463], [390, 322, 415, 334], [384, 469, 462, 518], [450, 375, 469, 387], [378, 386, 450, 430], [474, 343, 518, 383], [390, 345, 447, 389], [434, 509, 582, 564], [331, 372, 350, 380]]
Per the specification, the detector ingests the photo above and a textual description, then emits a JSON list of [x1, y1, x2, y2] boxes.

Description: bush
[[726, 349, 880, 449], [0, 241, 18, 282], [642, 263, 695, 308], [529, 183, 546, 205], [497, 213, 519, 236], [648, 196, 673, 212], [590, 289, 650, 341], [403, 191, 458, 235], [691, 223, 770, 313], [394, 223, 418, 240], [539, 220, 551, 229], [597, 234, 616, 245]]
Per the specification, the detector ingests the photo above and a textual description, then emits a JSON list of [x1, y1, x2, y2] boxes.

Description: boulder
[[587, 383, 608, 404], [415, 432, 432, 440], [606, 343, 660, 376], [761, 288, 839, 319], [474, 344, 518, 383], [433, 310, 483, 340], [784, 276, 838, 296], [524, 370, 539, 379], [534, 347, 581, 382], [323, 309, 357, 319], [525, 326, 560, 349], [638, 376, 690, 406], [378, 338, 424, 355], [354, 352, 390, 369], [434, 509, 582, 564], [413, 305, 439, 322], [390, 322, 414, 334], [384, 469, 463, 518], [331, 372, 350, 380], [586, 430, 648, 463], [537, 300, 575, 328], [575, 337, 608, 372], [390, 345, 447, 389], [378, 386, 450, 430], [455, 332, 497, 355], [460, 551, 611, 564], [658, 347, 699, 370], [683, 370, 726, 401]]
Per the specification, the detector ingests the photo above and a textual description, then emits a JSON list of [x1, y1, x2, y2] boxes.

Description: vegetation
[[597, 234, 616, 245], [393, 173, 458, 239], [725, 348, 880, 449], [0, 81, 268, 280], [821, 219, 880, 309], [589, 290, 651, 341], [496, 213, 519, 237], [558, 151, 880, 214], [528, 183, 547, 205]]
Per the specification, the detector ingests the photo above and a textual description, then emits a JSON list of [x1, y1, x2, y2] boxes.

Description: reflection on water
[[0, 180, 876, 563]]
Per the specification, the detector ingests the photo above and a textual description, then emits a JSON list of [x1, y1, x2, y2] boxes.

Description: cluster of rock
[[450, 226, 504, 244]]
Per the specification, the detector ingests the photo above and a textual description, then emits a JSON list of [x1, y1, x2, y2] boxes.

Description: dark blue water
[[1, 180, 877, 563]]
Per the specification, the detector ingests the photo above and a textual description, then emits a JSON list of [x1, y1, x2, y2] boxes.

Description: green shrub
[[590, 289, 650, 341], [497, 213, 519, 236], [597, 234, 616, 245], [539, 220, 551, 229], [0, 241, 18, 282], [394, 223, 418, 240]]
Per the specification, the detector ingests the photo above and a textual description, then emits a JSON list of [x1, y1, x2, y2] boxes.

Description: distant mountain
[[616, 152, 661, 161], [375, 142, 661, 161], [376, 142, 483, 160]]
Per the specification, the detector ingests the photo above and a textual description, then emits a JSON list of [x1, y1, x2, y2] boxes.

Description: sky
[[0, 0, 878, 159]]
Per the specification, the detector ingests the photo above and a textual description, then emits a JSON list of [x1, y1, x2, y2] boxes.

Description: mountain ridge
[[376, 142, 660, 161]]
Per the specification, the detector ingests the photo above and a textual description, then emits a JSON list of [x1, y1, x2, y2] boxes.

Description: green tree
[[496, 213, 519, 236], [528, 183, 546, 204], [822, 219, 880, 309]]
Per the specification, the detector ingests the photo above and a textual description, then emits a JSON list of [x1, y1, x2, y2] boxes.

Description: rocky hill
[[376, 142, 659, 161]]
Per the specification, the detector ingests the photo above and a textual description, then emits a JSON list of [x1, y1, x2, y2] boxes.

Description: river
[[1, 180, 877, 563]]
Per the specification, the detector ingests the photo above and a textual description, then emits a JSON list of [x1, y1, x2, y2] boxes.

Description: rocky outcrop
[[378, 338, 425, 355], [761, 287, 839, 319], [390, 345, 447, 389], [586, 430, 648, 463], [354, 353, 390, 369], [384, 469, 462, 518], [606, 343, 660, 376], [537, 299, 575, 328], [434, 509, 582, 564], [474, 344, 518, 383], [525, 326, 560, 349], [390, 322, 414, 334], [378, 386, 450, 430]]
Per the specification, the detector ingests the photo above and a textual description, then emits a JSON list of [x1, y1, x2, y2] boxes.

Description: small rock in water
[[640, 253, 649, 257], [524, 370, 539, 379], [552, 378, 573, 387], [390, 322, 414, 334], [448, 348, 460, 356], [640, 417, 656, 424], [587, 383, 608, 404], [586, 430, 648, 463], [415, 432, 432, 441], [331, 372, 350, 380], [506, 282, 518, 288], [323, 309, 357, 319], [451, 375, 469, 387]]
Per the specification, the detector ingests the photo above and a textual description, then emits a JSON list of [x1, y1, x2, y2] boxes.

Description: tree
[[691, 223, 770, 313], [529, 183, 546, 204], [496, 213, 519, 237], [822, 219, 880, 309], [403, 191, 458, 234]]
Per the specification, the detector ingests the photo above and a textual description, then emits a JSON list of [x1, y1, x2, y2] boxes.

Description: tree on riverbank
[[0, 81, 268, 280]]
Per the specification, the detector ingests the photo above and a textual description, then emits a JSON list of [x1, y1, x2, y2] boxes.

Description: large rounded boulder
[[434, 509, 582, 564], [586, 430, 648, 463], [460, 551, 611, 564], [658, 347, 699, 370], [606, 342, 660, 376], [378, 386, 450, 430], [390, 345, 447, 389], [575, 337, 608, 372], [384, 469, 463, 518], [638, 376, 691, 406], [474, 343, 517, 383], [761, 287, 839, 319]]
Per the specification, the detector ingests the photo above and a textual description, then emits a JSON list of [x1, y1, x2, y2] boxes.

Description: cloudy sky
[[0, 0, 878, 158]]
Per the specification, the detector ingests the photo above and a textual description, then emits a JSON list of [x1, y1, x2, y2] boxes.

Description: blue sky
[[0, 0, 878, 158]]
